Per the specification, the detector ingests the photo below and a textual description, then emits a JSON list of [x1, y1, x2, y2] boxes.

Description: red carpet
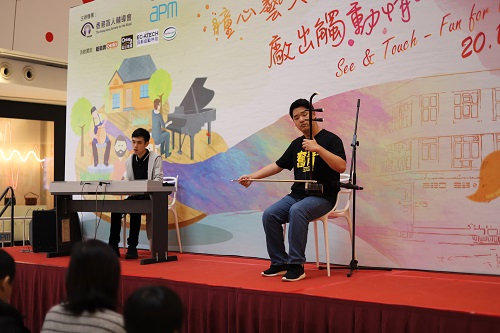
[[5, 247, 500, 333]]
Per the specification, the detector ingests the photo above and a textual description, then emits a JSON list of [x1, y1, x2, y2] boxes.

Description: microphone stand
[[336, 99, 391, 277]]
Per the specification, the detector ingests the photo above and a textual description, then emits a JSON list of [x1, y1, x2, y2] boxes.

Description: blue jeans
[[263, 195, 333, 265]]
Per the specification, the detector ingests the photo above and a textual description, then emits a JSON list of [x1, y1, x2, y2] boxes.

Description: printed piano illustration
[[167, 77, 216, 160]]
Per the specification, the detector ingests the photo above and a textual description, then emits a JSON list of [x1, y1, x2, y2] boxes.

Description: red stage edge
[[5, 247, 500, 333]]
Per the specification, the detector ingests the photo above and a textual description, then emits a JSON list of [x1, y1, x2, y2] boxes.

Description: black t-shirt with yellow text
[[276, 129, 346, 205]]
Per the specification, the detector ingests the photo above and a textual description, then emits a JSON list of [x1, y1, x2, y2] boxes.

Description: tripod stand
[[336, 99, 392, 277]]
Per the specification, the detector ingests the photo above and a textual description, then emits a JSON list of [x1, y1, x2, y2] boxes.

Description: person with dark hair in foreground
[[41, 240, 125, 333], [0, 249, 30, 333], [124, 285, 183, 333], [108, 127, 164, 259], [238, 98, 346, 282]]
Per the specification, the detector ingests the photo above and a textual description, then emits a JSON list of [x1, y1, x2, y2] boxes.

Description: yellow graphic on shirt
[[297, 151, 318, 173]]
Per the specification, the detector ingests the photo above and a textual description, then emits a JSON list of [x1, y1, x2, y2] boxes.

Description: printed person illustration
[[151, 99, 172, 159], [112, 135, 128, 180], [90, 106, 111, 167]]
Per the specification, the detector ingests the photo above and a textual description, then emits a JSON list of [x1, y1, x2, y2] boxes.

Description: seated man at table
[[108, 128, 164, 259]]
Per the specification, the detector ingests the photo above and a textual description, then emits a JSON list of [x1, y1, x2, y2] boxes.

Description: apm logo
[[81, 22, 94, 37], [150, 1, 178, 23]]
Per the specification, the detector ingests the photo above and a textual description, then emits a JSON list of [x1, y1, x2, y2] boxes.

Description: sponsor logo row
[[88, 27, 177, 54], [80, 1, 178, 38]]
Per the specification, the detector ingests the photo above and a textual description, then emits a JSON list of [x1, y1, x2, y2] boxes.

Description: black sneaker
[[125, 247, 138, 259], [282, 264, 305, 282], [261, 264, 288, 277]]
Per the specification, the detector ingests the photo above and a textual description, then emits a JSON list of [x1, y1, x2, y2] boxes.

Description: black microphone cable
[[80, 182, 91, 241], [94, 182, 109, 239]]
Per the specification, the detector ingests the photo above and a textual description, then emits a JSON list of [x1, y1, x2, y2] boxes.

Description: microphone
[[99, 181, 110, 186], [357, 99, 360, 108], [338, 181, 363, 190]]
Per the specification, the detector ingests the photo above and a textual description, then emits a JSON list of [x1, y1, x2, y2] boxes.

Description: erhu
[[304, 92, 324, 195]]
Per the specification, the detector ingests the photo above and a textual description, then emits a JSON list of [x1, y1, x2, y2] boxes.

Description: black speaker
[[52, 211, 83, 256], [31, 210, 57, 253]]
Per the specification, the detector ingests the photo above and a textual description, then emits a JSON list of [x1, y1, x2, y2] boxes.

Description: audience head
[[124, 285, 183, 333], [64, 239, 121, 315], [0, 249, 15, 303]]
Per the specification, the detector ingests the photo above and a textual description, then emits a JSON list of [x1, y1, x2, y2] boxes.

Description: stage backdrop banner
[[68, 0, 500, 275]]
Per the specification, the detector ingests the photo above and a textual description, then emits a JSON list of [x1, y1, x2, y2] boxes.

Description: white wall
[[0, 0, 84, 105]]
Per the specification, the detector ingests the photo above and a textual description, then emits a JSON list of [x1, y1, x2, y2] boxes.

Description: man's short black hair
[[0, 249, 15, 282], [131, 128, 150, 143], [289, 98, 311, 118]]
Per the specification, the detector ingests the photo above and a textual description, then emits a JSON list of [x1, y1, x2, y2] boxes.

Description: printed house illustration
[[372, 72, 500, 241], [108, 54, 157, 112]]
